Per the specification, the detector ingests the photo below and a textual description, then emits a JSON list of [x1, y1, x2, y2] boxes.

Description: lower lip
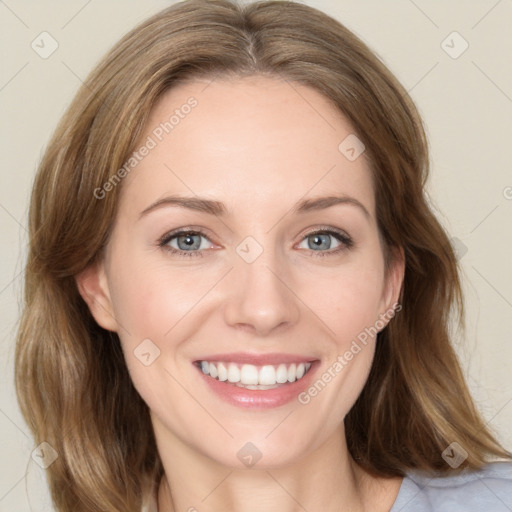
[[195, 362, 319, 409]]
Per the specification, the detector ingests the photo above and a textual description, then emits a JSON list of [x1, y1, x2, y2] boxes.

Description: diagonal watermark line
[[163, 163, 234, 234], [472, 61, 512, 104], [408, 62, 439, 93], [265, 265, 336, 335], [164, 267, 234, 337], [266, 471, 310, 512], [395, 478, 435, 511], [265, 409, 296, 438], [471, 265, 512, 309], [163, 367, 234, 438], [0, 202, 27, 233], [2, 196, 60, 286], [283, 77, 336, 130], [0, 269, 23, 297], [478, 476, 512, 511], [0, 0, 29, 28], [61, 0, 92, 29], [0, 408, 30, 439], [470, 204, 499, 233], [266, 164, 337, 234], [0, 62, 29, 92], [471, 0, 502, 30], [0, 202, 28, 295], [80, 289, 132, 336], [201, 470, 234, 502], [0, 471, 27, 502], [407, 0, 439, 28], [481, 394, 512, 431], [200, 73, 219, 93], [61, 60, 119, 119], [61, 60, 86, 85], [163, 164, 197, 194]]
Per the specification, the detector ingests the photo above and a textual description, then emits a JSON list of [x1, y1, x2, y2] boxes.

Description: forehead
[[119, 75, 374, 219]]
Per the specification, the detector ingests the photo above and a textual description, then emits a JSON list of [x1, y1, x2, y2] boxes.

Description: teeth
[[235, 383, 280, 390], [240, 364, 259, 385], [287, 363, 296, 382], [276, 364, 288, 384], [227, 363, 240, 383], [198, 360, 313, 386], [259, 365, 276, 386], [217, 362, 228, 381]]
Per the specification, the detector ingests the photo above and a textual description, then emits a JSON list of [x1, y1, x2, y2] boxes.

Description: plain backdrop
[[1, 0, 511, 509]]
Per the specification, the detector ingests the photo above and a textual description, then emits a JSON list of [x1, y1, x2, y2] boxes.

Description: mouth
[[192, 354, 319, 409], [194, 360, 313, 389]]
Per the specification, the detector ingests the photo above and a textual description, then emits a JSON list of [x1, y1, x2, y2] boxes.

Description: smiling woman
[[14, 1, 512, 512]]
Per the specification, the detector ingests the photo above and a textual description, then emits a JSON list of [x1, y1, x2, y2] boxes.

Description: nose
[[222, 248, 301, 337]]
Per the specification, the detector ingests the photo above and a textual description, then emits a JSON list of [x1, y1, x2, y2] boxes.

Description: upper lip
[[194, 352, 318, 366]]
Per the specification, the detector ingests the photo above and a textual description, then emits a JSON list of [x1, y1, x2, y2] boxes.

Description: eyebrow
[[138, 194, 370, 220]]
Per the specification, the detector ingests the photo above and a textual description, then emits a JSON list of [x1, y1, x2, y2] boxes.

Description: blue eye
[[297, 230, 353, 256], [159, 230, 212, 258], [158, 227, 353, 259]]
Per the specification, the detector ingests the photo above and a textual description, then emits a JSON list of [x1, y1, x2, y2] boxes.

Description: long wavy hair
[[15, 0, 511, 510]]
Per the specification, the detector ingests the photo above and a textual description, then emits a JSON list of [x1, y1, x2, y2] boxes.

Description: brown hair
[[15, 0, 511, 510]]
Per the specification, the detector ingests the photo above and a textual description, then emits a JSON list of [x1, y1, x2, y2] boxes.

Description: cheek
[[108, 253, 198, 338], [308, 261, 385, 342], [106, 256, 216, 395], [107, 267, 184, 415], [298, 259, 384, 411], [303, 289, 380, 426]]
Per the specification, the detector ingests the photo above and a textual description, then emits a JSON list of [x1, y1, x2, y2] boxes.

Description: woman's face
[[79, 75, 403, 468]]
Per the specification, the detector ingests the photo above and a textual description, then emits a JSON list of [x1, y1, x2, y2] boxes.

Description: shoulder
[[390, 461, 512, 512]]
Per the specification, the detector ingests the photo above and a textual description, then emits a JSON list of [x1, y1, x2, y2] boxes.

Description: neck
[[155, 424, 401, 512]]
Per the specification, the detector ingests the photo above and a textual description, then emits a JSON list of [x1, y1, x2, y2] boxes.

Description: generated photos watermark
[[298, 302, 402, 405], [93, 96, 198, 200]]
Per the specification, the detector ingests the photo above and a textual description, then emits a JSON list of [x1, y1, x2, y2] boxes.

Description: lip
[[193, 356, 320, 409], [194, 352, 316, 366]]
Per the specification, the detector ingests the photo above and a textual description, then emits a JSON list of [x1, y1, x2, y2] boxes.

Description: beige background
[[1, 0, 511, 509]]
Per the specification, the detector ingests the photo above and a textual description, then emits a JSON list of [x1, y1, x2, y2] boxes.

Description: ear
[[75, 260, 118, 332], [378, 245, 405, 327]]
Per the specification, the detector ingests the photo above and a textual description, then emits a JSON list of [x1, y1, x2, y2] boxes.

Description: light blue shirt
[[390, 461, 512, 511]]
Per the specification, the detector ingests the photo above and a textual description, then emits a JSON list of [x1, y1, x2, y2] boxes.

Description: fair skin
[[77, 75, 405, 512]]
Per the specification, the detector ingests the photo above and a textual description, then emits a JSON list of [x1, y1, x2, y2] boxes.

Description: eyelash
[[157, 226, 354, 259]]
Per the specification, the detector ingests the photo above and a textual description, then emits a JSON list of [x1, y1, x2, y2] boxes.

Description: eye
[[296, 228, 353, 257], [158, 226, 354, 259], [158, 229, 213, 258]]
